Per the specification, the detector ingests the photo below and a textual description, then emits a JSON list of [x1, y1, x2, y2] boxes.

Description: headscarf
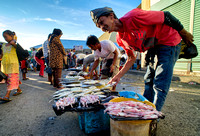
[[50, 28, 62, 43], [52, 28, 62, 36]]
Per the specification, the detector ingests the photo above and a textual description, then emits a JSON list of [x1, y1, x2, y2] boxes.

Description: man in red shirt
[[90, 7, 194, 111]]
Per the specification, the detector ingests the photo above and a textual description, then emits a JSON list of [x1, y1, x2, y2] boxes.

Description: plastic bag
[[179, 41, 198, 59], [16, 43, 29, 62]]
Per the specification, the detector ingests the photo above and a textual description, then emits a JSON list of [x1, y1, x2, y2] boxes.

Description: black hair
[[52, 28, 62, 36], [121, 50, 125, 54], [50, 29, 62, 44], [77, 58, 84, 64], [86, 35, 100, 46], [3, 30, 15, 36]]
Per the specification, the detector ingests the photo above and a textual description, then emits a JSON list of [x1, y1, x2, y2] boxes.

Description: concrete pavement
[[0, 71, 86, 136]]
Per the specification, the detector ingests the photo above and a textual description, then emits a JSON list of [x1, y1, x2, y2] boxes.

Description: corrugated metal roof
[[32, 39, 89, 49]]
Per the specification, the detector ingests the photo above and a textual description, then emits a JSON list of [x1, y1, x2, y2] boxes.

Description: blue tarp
[[32, 39, 89, 49]]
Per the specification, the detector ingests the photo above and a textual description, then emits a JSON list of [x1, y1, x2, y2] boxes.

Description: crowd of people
[[0, 29, 71, 101], [0, 28, 138, 102]]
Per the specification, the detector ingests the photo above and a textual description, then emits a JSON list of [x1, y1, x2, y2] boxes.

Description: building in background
[[31, 39, 123, 54], [32, 39, 92, 54], [141, 0, 199, 74], [151, 0, 200, 73]]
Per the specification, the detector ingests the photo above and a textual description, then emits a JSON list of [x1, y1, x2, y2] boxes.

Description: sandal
[[56, 87, 65, 91], [0, 97, 12, 102], [13, 91, 22, 96], [19, 80, 22, 85]]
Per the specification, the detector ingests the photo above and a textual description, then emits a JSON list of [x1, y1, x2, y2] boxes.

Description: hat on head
[[90, 7, 114, 25]]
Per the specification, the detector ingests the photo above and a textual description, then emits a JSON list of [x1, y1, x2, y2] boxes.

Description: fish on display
[[104, 101, 163, 119], [56, 96, 76, 110], [80, 95, 100, 107]]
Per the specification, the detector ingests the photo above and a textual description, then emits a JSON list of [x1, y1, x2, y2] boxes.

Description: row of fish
[[104, 101, 163, 119], [56, 96, 76, 110], [53, 78, 115, 100], [80, 95, 100, 107], [53, 86, 106, 100], [55, 95, 100, 110]]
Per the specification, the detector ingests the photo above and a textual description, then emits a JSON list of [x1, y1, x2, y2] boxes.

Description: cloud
[[53, 0, 62, 5], [98, 0, 134, 9], [14, 32, 47, 49], [0, 31, 45, 49], [12, 17, 82, 27], [33, 17, 82, 26], [17, 18, 31, 23], [18, 8, 28, 14], [0, 22, 6, 27], [47, 4, 88, 17]]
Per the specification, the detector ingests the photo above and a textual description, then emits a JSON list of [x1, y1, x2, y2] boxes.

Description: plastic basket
[[78, 109, 110, 134], [109, 97, 157, 136]]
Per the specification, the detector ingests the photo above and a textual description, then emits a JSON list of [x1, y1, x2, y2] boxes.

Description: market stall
[[51, 69, 164, 135]]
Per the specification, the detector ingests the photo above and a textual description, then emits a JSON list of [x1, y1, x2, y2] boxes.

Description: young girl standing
[[0, 30, 22, 102]]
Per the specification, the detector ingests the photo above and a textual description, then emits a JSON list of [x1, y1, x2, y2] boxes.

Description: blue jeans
[[143, 43, 181, 111], [44, 57, 49, 66], [31, 59, 37, 68]]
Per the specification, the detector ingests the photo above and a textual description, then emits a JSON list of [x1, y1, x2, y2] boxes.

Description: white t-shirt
[[83, 54, 94, 67], [94, 40, 120, 61], [76, 53, 86, 60], [42, 40, 49, 58]]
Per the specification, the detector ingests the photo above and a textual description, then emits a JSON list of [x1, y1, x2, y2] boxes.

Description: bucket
[[110, 119, 151, 136], [109, 97, 157, 136]]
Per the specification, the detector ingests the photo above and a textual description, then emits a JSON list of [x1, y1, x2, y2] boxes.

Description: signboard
[[74, 45, 83, 51]]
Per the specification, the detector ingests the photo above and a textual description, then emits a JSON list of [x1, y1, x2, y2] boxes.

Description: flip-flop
[[13, 91, 22, 96], [56, 87, 65, 91], [0, 97, 12, 102]]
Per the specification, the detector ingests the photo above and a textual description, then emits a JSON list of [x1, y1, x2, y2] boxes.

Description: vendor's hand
[[110, 64, 114, 73], [93, 76, 99, 80], [9, 40, 17, 46], [84, 75, 90, 79], [108, 74, 121, 86], [85, 72, 92, 79], [179, 29, 194, 45]]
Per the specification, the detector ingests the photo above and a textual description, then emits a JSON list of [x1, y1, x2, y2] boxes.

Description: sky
[[0, 0, 141, 49]]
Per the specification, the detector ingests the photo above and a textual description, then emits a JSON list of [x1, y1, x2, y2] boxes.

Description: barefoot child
[[0, 30, 22, 102]]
